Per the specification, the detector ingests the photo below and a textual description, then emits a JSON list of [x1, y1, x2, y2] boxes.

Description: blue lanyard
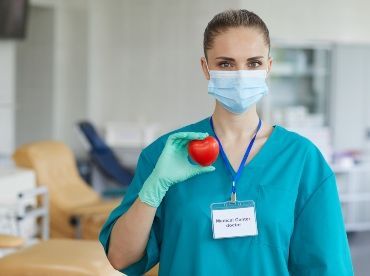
[[210, 116, 262, 203]]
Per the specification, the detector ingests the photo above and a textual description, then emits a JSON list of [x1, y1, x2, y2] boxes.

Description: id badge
[[211, 200, 258, 239]]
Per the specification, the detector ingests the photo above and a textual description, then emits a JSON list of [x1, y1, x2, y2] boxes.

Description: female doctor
[[100, 9, 353, 275]]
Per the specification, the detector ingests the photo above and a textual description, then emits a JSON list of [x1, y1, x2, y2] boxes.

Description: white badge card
[[211, 200, 258, 239]]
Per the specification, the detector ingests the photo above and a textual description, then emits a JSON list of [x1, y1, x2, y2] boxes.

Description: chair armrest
[[69, 199, 120, 239], [72, 200, 120, 217], [0, 234, 24, 249]]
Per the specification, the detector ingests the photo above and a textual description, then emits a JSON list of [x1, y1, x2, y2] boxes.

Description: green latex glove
[[138, 132, 216, 208]]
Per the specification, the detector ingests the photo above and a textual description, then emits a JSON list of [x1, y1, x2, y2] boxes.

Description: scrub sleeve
[[288, 148, 353, 275], [99, 150, 161, 275]]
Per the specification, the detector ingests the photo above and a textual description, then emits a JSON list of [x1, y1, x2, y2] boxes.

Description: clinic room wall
[[241, 0, 370, 43], [53, 1, 88, 154], [15, 6, 55, 148], [2, 0, 370, 156], [0, 42, 16, 155], [87, 0, 370, 135], [15, 0, 88, 156], [87, 0, 241, 129]]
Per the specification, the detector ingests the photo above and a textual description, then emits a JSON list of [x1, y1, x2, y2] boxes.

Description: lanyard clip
[[230, 192, 237, 203], [230, 181, 237, 203]]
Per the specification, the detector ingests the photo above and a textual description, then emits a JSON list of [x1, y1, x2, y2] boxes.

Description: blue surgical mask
[[207, 69, 269, 114]]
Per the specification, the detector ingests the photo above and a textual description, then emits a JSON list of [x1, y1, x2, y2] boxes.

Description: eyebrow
[[215, 56, 264, 61]]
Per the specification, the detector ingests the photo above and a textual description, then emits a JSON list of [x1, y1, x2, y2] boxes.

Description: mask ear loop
[[204, 58, 210, 74], [204, 57, 211, 80], [266, 55, 272, 76]]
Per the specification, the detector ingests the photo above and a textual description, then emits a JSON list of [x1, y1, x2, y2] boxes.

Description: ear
[[266, 56, 273, 77], [200, 57, 210, 80]]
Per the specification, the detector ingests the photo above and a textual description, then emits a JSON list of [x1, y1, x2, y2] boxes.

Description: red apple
[[188, 136, 219, 166]]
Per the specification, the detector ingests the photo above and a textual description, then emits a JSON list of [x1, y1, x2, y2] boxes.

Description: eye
[[218, 61, 233, 68], [248, 61, 262, 68]]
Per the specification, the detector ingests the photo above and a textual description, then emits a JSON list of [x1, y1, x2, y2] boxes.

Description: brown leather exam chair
[[13, 141, 120, 239], [11, 141, 159, 275], [0, 234, 122, 276]]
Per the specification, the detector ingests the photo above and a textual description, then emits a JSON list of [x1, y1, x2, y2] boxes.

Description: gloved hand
[[138, 132, 216, 207]]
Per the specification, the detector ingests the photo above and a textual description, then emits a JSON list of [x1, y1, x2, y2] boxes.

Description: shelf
[[270, 67, 329, 78], [340, 193, 370, 202], [332, 165, 355, 174], [345, 222, 370, 232]]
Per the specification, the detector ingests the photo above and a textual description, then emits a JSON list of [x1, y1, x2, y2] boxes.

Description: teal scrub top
[[99, 117, 354, 276]]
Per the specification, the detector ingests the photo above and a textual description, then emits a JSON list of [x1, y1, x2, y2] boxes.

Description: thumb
[[194, 165, 216, 174], [186, 165, 216, 180]]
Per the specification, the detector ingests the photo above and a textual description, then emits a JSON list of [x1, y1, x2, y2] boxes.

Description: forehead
[[208, 27, 268, 58]]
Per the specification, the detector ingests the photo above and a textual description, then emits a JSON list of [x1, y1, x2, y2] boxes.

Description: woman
[[100, 9, 353, 275]]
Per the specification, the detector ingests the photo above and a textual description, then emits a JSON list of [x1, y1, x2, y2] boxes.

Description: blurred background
[[0, 0, 370, 275]]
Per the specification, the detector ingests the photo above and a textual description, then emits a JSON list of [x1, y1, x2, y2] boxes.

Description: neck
[[212, 102, 260, 139]]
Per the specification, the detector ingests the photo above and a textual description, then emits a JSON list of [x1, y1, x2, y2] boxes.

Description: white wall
[[13, 0, 88, 155], [87, 0, 243, 129], [87, 0, 370, 133], [0, 42, 16, 155], [3, 0, 370, 155], [53, 0, 88, 154], [241, 0, 370, 43], [15, 6, 55, 147]]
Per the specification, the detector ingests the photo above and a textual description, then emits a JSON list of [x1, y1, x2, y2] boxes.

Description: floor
[[349, 231, 370, 275]]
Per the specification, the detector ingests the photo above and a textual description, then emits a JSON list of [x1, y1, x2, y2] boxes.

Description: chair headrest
[[12, 141, 100, 209], [77, 121, 109, 151]]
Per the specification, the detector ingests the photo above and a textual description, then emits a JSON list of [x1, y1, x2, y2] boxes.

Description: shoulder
[[140, 117, 210, 164], [273, 125, 327, 157], [273, 125, 314, 148], [277, 125, 335, 195], [273, 125, 333, 175], [273, 126, 336, 216]]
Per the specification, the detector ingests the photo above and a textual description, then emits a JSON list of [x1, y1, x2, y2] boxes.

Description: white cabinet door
[[364, 47, 370, 151], [331, 44, 370, 152]]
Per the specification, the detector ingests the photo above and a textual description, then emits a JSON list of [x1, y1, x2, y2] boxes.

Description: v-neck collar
[[205, 116, 280, 175]]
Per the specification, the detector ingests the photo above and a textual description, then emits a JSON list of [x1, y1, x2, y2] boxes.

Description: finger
[[180, 131, 212, 148], [192, 165, 216, 174], [200, 165, 216, 173], [166, 132, 187, 145], [172, 138, 184, 147], [168, 136, 197, 150], [170, 132, 209, 142], [178, 139, 191, 148]]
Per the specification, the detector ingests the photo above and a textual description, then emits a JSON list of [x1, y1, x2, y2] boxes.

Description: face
[[201, 27, 272, 80]]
